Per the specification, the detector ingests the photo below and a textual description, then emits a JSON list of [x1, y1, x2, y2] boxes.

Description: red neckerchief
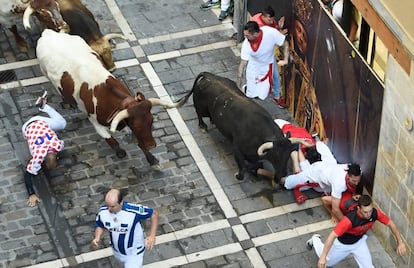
[[249, 30, 263, 52], [345, 174, 356, 193], [257, 63, 273, 95]]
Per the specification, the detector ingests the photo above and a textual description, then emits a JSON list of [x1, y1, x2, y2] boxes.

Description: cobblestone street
[[0, 0, 398, 267]]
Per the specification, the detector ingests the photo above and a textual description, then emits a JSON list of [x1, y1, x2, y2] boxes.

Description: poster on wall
[[246, 0, 383, 192], [283, 0, 384, 193]]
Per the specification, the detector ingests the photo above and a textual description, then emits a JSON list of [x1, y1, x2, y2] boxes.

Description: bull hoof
[[62, 103, 71, 109], [235, 172, 243, 180], [200, 127, 208, 133], [116, 150, 127, 158], [148, 158, 159, 166], [199, 124, 208, 133], [271, 180, 282, 190], [18, 45, 28, 53], [151, 163, 161, 170]]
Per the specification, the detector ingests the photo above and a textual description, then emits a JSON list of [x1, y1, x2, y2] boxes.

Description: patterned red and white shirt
[[24, 120, 64, 175]]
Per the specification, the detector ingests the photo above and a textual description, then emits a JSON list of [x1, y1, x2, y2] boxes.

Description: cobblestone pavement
[[0, 0, 397, 267]]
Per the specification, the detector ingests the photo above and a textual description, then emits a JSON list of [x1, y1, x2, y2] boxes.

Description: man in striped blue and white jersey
[[92, 189, 159, 267]]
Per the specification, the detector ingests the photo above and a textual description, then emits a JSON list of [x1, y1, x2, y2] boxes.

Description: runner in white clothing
[[307, 195, 406, 268], [238, 21, 288, 100], [281, 163, 362, 221]]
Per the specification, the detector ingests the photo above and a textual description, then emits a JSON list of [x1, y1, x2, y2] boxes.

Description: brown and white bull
[[36, 29, 185, 165], [0, 0, 68, 50], [26, 0, 125, 71]]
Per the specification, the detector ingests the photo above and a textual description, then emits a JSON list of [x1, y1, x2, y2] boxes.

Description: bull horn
[[149, 97, 186, 108], [257, 142, 273, 156], [288, 137, 313, 147], [110, 109, 130, 133], [103, 33, 127, 41], [59, 22, 70, 33], [23, 6, 35, 31]]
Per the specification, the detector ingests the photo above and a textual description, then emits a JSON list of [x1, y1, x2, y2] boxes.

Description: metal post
[[233, 0, 248, 43]]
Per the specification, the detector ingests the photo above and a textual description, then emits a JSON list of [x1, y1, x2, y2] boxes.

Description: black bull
[[182, 72, 298, 182]]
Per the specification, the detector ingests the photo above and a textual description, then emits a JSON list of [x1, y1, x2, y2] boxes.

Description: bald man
[[92, 189, 159, 268]]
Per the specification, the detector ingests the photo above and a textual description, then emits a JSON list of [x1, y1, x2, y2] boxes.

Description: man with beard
[[237, 21, 288, 101]]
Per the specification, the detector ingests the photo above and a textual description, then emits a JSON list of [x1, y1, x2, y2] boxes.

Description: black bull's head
[[257, 138, 302, 183]]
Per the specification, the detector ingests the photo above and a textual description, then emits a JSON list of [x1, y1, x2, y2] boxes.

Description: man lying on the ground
[[274, 119, 346, 170], [258, 119, 340, 178], [280, 163, 361, 221], [22, 91, 66, 207]]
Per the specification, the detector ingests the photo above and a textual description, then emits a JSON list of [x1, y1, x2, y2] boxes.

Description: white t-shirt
[[241, 26, 285, 100], [22, 105, 66, 175], [95, 201, 153, 255]]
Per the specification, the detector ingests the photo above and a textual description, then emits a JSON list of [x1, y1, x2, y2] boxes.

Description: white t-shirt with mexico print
[[95, 201, 154, 256]]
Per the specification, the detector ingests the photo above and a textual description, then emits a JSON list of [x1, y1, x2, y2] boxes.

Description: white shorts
[[113, 249, 145, 268]]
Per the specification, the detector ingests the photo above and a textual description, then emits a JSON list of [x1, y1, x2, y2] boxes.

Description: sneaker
[[306, 234, 321, 250], [272, 96, 287, 108], [278, 96, 287, 108], [35, 90, 48, 109], [218, 10, 228, 21], [200, 0, 220, 10], [271, 96, 280, 106]]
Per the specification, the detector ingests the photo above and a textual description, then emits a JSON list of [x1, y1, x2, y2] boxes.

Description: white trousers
[[212, 0, 231, 11], [22, 104, 67, 134], [332, 0, 344, 24], [284, 172, 324, 192], [312, 235, 374, 267], [113, 250, 144, 268]]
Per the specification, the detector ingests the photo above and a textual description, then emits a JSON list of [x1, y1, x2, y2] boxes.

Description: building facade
[[365, 0, 414, 266]]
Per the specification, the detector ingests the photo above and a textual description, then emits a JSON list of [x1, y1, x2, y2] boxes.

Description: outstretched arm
[[24, 171, 40, 207], [145, 210, 159, 249], [92, 227, 105, 249], [330, 197, 343, 221], [387, 220, 407, 256], [277, 40, 289, 66], [237, 59, 247, 89], [318, 230, 338, 268]]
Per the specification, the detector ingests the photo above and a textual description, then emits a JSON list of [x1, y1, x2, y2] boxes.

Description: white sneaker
[[306, 234, 321, 250], [35, 91, 48, 109]]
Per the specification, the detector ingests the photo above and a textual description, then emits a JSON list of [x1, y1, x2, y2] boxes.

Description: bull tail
[[148, 72, 206, 107], [149, 97, 187, 108], [173, 94, 190, 107], [179, 72, 207, 105]]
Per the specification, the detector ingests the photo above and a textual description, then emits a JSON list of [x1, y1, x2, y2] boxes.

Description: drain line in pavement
[[32, 172, 79, 264]]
